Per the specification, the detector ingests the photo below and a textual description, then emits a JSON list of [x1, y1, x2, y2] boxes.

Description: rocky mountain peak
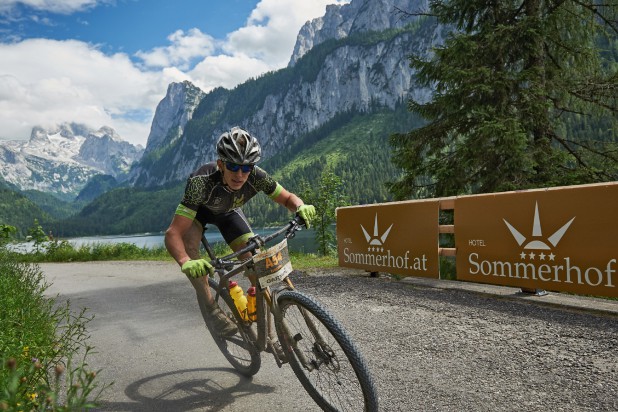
[[289, 0, 427, 66], [90, 126, 122, 142], [77, 127, 144, 178], [29, 126, 52, 144], [143, 80, 206, 155], [128, 0, 439, 187]]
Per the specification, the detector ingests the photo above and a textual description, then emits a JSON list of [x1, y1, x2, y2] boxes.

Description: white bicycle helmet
[[216, 126, 262, 164]]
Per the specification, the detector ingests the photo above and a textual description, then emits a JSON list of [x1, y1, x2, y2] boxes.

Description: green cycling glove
[[296, 204, 316, 228], [181, 259, 214, 278]]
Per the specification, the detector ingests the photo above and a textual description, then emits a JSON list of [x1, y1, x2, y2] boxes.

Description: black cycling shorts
[[195, 207, 253, 248]]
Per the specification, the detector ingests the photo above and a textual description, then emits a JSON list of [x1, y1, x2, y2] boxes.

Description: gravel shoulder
[[295, 267, 618, 412]]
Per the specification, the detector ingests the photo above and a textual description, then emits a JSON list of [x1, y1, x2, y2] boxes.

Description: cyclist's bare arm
[[165, 214, 200, 266], [272, 188, 304, 212]]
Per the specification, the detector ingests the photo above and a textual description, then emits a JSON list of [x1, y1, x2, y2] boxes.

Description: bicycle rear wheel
[[275, 290, 378, 411], [206, 277, 261, 377]]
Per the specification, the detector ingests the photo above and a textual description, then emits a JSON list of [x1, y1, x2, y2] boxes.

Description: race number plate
[[253, 239, 293, 289]]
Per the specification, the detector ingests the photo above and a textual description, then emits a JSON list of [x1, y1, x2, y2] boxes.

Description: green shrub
[[11, 240, 173, 263], [0, 248, 109, 410]]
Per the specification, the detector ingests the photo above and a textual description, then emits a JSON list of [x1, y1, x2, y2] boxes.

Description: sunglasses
[[225, 162, 254, 173]]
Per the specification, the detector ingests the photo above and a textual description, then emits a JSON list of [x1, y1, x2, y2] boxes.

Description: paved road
[[41, 261, 618, 411], [42, 261, 322, 412]]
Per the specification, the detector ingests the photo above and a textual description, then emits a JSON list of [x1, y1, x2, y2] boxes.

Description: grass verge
[[10, 239, 339, 269], [0, 246, 110, 410]]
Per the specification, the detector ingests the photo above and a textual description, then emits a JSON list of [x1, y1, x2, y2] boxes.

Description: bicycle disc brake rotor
[[311, 342, 340, 372]]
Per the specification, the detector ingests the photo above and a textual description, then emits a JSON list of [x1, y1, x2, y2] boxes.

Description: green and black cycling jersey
[[175, 162, 283, 220]]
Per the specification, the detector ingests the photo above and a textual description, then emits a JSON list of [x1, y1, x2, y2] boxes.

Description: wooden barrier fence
[[337, 182, 618, 299]]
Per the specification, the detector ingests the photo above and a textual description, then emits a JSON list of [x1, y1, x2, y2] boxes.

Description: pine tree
[[300, 170, 349, 256], [27, 219, 48, 244], [390, 1, 618, 199]]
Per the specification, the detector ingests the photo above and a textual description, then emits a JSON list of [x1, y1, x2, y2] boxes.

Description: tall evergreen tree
[[300, 170, 349, 256], [390, 1, 618, 199]]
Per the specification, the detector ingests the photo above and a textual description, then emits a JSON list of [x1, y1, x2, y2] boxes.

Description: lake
[[14, 226, 321, 254]]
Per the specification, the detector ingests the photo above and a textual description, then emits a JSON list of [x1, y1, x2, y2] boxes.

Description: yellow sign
[[456, 183, 618, 298], [337, 200, 439, 277]]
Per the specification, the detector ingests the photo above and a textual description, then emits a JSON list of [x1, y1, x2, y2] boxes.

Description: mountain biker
[[165, 126, 316, 336]]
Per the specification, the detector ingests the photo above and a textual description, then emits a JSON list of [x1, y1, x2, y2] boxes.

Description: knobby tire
[[275, 290, 378, 412]]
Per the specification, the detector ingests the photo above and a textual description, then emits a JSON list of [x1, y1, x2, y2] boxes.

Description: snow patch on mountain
[[0, 123, 143, 197]]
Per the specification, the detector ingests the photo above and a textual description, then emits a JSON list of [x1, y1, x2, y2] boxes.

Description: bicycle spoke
[[276, 290, 378, 412]]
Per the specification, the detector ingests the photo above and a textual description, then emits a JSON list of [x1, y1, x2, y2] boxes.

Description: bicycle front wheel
[[206, 277, 261, 377], [275, 290, 378, 412]]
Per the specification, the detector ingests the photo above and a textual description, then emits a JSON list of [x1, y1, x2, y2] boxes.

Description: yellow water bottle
[[229, 281, 248, 321], [246, 286, 257, 322]]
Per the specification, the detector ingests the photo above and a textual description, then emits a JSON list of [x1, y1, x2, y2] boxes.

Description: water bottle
[[246, 286, 257, 322], [229, 281, 248, 321]]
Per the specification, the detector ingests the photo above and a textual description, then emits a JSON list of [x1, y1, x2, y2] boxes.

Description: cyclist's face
[[218, 159, 250, 190]]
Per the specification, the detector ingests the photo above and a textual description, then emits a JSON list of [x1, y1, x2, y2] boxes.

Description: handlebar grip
[[294, 213, 307, 227]]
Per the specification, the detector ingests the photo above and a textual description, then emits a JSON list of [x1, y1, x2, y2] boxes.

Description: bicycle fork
[[270, 282, 333, 372]]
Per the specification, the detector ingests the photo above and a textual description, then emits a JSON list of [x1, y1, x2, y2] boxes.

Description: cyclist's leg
[[213, 208, 257, 284], [189, 209, 237, 335]]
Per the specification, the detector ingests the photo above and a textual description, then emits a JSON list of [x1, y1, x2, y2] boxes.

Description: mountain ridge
[[0, 122, 143, 197], [127, 1, 438, 188]]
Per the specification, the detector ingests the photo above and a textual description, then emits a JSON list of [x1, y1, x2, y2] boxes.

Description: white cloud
[[0, 39, 170, 145], [186, 0, 349, 94], [226, 0, 345, 66], [188, 54, 272, 91], [0, 0, 105, 15], [0, 0, 349, 146], [135, 28, 217, 70]]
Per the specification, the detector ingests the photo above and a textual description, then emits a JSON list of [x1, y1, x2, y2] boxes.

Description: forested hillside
[[48, 184, 184, 237], [243, 105, 423, 225], [21, 190, 84, 220], [0, 184, 54, 237]]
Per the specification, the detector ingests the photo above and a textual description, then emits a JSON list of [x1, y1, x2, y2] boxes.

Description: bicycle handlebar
[[211, 215, 305, 269]]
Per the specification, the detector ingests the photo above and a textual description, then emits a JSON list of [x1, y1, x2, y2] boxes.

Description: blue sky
[[0, 0, 348, 145], [2, 0, 259, 54]]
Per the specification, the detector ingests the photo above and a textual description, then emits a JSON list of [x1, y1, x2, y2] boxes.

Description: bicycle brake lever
[[286, 219, 302, 239]]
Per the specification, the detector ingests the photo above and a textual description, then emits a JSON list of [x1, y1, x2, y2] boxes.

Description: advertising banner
[[456, 183, 618, 298], [337, 200, 439, 277]]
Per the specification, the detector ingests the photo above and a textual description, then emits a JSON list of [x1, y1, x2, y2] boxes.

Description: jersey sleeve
[[175, 176, 206, 219], [252, 166, 282, 199], [175, 203, 197, 220]]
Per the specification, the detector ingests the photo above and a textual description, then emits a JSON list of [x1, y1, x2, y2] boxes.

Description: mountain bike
[[200, 216, 379, 411]]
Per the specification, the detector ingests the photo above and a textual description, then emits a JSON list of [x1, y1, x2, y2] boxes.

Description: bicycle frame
[[198, 217, 380, 410], [200, 217, 303, 364]]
